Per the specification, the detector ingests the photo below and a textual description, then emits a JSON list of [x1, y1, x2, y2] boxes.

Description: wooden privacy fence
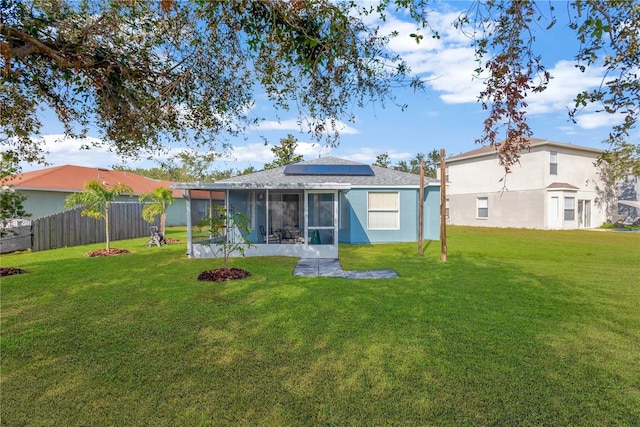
[[31, 202, 159, 252]]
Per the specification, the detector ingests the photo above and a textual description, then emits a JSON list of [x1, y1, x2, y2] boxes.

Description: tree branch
[[1, 26, 96, 69]]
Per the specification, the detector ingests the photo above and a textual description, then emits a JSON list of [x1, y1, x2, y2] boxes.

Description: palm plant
[[139, 187, 174, 236], [65, 180, 133, 251]]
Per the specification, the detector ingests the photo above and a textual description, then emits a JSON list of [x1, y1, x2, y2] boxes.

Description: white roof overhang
[[171, 182, 352, 191]]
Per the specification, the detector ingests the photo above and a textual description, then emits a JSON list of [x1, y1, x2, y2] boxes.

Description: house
[[443, 138, 607, 229], [2, 165, 224, 225], [171, 156, 441, 259]]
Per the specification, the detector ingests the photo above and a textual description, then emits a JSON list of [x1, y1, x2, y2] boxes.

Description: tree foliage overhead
[[459, 0, 639, 174], [1, 0, 638, 177], [1, 0, 417, 165]]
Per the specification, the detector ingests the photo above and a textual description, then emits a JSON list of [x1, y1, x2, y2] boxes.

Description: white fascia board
[[171, 182, 352, 190], [351, 183, 440, 189]]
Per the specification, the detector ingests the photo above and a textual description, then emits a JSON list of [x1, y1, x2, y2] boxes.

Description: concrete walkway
[[293, 258, 399, 279]]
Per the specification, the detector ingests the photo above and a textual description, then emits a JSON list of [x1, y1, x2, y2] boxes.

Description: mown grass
[[1, 226, 639, 426]]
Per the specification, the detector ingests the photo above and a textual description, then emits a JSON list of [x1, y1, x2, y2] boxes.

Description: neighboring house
[[618, 176, 640, 219], [171, 156, 441, 259], [3, 165, 223, 225], [444, 138, 607, 229]]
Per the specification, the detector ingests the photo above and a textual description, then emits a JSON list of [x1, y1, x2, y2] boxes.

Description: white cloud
[[332, 145, 413, 165], [18, 135, 121, 171], [575, 112, 625, 130], [377, 12, 484, 104], [526, 60, 605, 115], [225, 141, 331, 165], [255, 118, 300, 131], [256, 117, 359, 135], [225, 143, 273, 164]]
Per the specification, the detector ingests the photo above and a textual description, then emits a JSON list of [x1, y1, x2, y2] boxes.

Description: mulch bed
[[0, 267, 28, 277], [165, 238, 180, 244], [85, 248, 131, 257], [197, 268, 251, 282]]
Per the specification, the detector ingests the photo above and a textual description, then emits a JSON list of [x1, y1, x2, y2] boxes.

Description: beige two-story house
[[444, 138, 607, 229]]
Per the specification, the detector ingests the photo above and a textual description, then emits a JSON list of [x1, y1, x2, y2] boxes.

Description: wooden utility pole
[[440, 149, 447, 262], [418, 158, 425, 255]]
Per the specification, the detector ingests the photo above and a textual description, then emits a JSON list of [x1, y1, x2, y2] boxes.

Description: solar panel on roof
[[284, 164, 374, 176]]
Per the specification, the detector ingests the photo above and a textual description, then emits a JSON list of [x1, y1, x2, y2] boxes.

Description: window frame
[[564, 196, 575, 221], [477, 197, 488, 219], [550, 151, 558, 175], [367, 191, 400, 230]]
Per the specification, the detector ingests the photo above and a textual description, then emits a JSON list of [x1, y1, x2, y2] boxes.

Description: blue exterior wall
[[339, 187, 440, 244]]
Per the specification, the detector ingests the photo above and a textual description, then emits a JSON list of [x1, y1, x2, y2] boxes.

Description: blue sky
[[21, 2, 625, 173]]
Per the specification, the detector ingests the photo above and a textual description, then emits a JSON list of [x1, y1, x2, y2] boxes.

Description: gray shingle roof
[[171, 156, 439, 190], [217, 156, 438, 187]]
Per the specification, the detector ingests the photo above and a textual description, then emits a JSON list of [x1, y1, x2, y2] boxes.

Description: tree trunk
[[160, 212, 167, 237], [105, 205, 111, 251]]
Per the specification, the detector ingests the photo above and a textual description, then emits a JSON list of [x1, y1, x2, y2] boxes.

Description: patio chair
[[147, 226, 167, 247], [281, 227, 304, 243], [259, 225, 280, 243]]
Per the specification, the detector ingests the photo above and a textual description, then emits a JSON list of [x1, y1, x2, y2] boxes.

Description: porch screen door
[[307, 192, 335, 245]]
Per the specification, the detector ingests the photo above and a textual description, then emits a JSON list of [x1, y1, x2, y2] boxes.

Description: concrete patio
[[293, 258, 399, 279]]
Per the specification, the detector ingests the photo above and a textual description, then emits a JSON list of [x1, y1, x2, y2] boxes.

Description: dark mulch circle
[[198, 268, 251, 282], [0, 267, 28, 277], [85, 248, 131, 257]]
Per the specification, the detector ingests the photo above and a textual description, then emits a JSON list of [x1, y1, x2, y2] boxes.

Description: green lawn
[[2, 226, 639, 426]]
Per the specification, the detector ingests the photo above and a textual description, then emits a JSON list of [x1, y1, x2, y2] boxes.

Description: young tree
[[198, 206, 253, 268], [373, 153, 391, 168], [394, 153, 425, 175], [424, 149, 442, 178], [139, 187, 174, 236], [64, 180, 133, 251], [263, 134, 304, 170]]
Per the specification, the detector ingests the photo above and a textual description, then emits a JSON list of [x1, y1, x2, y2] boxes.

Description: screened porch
[[176, 183, 350, 259]]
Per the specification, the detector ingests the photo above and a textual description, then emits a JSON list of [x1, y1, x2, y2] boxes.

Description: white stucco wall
[[446, 143, 607, 229]]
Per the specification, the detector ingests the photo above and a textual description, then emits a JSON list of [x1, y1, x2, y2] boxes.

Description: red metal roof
[[2, 165, 222, 200]]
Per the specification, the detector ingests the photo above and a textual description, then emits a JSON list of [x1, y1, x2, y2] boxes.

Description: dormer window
[[550, 151, 558, 175]]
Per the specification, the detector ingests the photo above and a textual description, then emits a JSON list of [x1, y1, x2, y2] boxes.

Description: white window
[[445, 165, 450, 183], [477, 197, 488, 218], [445, 198, 450, 218], [368, 192, 399, 229], [564, 197, 575, 221], [550, 151, 558, 175]]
